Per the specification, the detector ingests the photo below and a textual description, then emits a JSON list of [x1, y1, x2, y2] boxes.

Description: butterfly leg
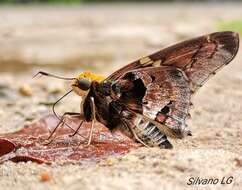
[[69, 120, 85, 137], [43, 112, 82, 145], [70, 97, 96, 146], [120, 118, 150, 148], [129, 126, 150, 147], [87, 97, 96, 146], [109, 101, 151, 147]]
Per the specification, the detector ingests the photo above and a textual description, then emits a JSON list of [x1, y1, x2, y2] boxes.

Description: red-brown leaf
[[0, 115, 140, 164]]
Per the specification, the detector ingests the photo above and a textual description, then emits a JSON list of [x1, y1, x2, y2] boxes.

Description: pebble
[[99, 157, 117, 166], [234, 158, 242, 167], [173, 164, 187, 172], [19, 84, 33, 97], [39, 171, 51, 182]]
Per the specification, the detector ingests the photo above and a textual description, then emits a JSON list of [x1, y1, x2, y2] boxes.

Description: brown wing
[[111, 66, 192, 138], [107, 31, 239, 91], [108, 31, 239, 139]]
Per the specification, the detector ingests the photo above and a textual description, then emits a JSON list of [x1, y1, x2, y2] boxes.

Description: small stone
[[19, 84, 33, 97], [152, 161, 159, 167], [234, 158, 242, 167], [99, 157, 117, 166], [105, 158, 116, 166], [39, 171, 51, 182], [173, 165, 186, 172], [215, 132, 221, 137]]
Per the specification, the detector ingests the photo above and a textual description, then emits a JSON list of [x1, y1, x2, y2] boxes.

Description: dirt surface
[[0, 3, 242, 190]]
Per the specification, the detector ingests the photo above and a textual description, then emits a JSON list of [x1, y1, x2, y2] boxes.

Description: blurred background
[[0, 0, 242, 74], [0, 0, 242, 131], [0, 1, 242, 190]]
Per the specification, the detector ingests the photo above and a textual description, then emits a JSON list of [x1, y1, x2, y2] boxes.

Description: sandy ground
[[0, 3, 242, 190]]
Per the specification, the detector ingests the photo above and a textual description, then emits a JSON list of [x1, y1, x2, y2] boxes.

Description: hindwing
[[111, 66, 192, 138]]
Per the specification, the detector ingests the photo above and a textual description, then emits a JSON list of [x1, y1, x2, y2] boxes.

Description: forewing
[[107, 31, 239, 91], [108, 31, 239, 139]]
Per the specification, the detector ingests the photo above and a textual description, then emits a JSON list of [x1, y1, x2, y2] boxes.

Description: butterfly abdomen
[[108, 100, 172, 148], [133, 116, 173, 148]]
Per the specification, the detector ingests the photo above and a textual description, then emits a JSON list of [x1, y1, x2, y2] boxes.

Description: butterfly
[[35, 31, 239, 149]]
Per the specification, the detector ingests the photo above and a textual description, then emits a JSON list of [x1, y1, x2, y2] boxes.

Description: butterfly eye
[[78, 78, 91, 91]]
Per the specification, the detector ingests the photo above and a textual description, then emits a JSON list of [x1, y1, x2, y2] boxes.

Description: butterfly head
[[71, 71, 105, 96]]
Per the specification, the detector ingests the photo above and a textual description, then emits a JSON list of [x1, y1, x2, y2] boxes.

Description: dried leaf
[[0, 115, 140, 164]]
